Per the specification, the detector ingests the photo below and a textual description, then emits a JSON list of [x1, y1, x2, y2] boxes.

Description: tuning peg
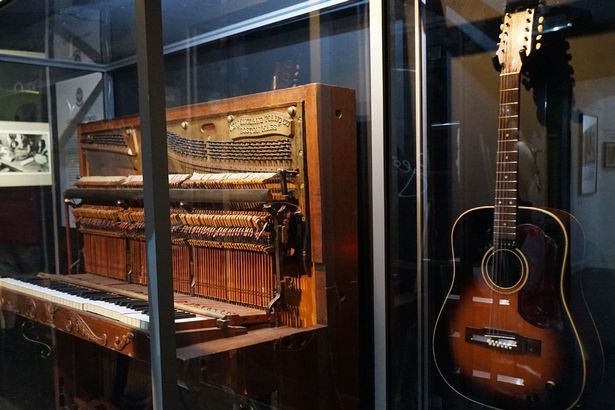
[[536, 34, 542, 40], [538, 25, 543, 32], [538, 16, 544, 23], [536, 42, 542, 50]]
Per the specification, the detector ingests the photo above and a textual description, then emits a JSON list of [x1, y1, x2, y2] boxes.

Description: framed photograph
[[0, 121, 51, 187], [604, 142, 615, 168], [580, 114, 598, 195]]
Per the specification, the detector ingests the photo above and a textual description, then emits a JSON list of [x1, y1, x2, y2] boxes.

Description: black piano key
[[18, 278, 197, 323]]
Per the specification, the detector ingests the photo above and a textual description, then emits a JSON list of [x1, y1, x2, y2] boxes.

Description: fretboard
[[494, 72, 520, 245]]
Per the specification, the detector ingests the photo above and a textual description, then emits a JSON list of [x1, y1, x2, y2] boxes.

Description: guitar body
[[433, 206, 602, 409]]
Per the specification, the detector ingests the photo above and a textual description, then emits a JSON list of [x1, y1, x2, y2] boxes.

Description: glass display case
[[386, 1, 615, 409], [3, 0, 615, 409], [0, 1, 369, 408]]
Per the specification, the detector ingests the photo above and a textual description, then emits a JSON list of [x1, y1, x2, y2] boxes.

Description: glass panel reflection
[[419, 1, 615, 409]]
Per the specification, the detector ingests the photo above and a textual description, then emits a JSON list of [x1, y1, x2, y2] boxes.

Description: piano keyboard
[[0, 277, 207, 331]]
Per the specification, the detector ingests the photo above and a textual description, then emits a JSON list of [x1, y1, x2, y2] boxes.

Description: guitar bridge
[[465, 327, 541, 356]]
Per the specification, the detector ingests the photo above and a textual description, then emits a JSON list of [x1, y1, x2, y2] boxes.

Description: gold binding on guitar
[[480, 245, 529, 294]]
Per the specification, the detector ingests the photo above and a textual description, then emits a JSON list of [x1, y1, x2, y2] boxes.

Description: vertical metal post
[[134, 1, 178, 408], [43, 0, 62, 275], [414, 1, 428, 408], [370, 1, 387, 409]]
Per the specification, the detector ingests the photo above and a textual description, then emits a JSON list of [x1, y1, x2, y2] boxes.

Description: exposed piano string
[[81, 133, 132, 156], [165, 130, 294, 173]]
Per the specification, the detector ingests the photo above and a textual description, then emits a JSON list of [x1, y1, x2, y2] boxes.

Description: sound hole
[[485, 248, 524, 289]]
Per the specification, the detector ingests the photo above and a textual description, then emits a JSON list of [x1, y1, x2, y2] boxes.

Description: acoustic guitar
[[432, 8, 603, 409]]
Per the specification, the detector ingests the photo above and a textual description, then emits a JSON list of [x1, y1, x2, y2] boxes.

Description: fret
[[494, 72, 521, 245], [499, 105, 518, 116]]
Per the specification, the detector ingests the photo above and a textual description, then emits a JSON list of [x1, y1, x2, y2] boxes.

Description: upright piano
[[0, 84, 359, 408]]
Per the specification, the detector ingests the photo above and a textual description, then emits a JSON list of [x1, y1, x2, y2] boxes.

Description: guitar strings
[[493, 71, 520, 337]]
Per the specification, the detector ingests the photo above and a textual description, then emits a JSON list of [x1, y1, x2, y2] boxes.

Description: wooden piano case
[[49, 83, 358, 408]]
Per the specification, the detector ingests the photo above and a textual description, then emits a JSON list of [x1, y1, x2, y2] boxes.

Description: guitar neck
[[494, 71, 521, 245]]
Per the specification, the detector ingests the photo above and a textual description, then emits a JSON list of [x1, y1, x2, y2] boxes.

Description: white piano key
[[0, 277, 208, 330]]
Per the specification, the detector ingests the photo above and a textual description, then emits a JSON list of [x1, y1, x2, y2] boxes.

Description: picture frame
[[0, 121, 51, 187], [604, 142, 615, 168], [580, 114, 598, 195]]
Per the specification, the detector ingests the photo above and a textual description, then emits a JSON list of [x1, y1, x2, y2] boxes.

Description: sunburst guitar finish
[[433, 206, 603, 409], [432, 9, 602, 409]]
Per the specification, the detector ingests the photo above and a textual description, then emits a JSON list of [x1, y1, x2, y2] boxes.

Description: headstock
[[495, 8, 545, 74]]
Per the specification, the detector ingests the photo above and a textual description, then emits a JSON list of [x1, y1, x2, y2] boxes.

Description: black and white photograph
[[0, 121, 51, 186]]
